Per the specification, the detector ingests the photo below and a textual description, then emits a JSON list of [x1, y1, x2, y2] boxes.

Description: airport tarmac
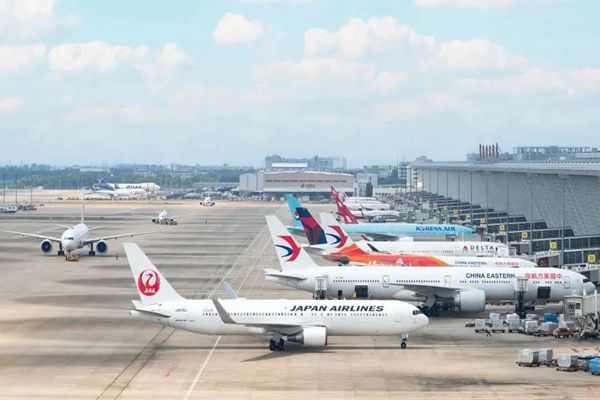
[[0, 199, 598, 399]]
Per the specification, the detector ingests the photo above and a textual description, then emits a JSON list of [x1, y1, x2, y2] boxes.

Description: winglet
[[212, 299, 237, 324], [223, 281, 238, 299]]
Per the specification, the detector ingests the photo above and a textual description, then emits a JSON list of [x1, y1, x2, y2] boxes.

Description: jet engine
[[453, 289, 486, 313], [96, 240, 108, 255], [287, 326, 327, 347], [40, 240, 53, 254], [152, 218, 158, 224]]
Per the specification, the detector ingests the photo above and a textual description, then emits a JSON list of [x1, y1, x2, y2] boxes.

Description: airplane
[[286, 193, 475, 240], [123, 243, 428, 351], [0, 203, 154, 258], [91, 178, 160, 198], [264, 215, 596, 315], [152, 209, 177, 225], [201, 196, 215, 206], [296, 209, 526, 267]]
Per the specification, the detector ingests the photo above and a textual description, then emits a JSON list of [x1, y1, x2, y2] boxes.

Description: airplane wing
[[212, 299, 304, 334], [131, 308, 171, 318], [87, 226, 110, 232], [263, 269, 307, 281], [0, 230, 61, 242], [84, 231, 155, 244], [390, 282, 459, 299], [361, 233, 399, 241]]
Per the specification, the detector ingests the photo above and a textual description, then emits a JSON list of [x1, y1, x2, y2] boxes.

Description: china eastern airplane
[[123, 243, 428, 351], [286, 194, 474, 240], [265, 215, 595, 315], [1, 207, 153, 257], [296, 208, 525, 267]]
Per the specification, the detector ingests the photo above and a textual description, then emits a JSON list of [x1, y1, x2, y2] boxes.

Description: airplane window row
[[334, 280, 379, 283], [395, 280, 439, 284]]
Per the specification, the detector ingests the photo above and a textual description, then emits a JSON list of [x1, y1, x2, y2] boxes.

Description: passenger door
[[382, 275, 390, 288], [563, 276, 570, 290], [444, 275, 451, 287]]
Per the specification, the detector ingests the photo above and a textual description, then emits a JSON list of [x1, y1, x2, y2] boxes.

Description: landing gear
[[269, 337, 285, 351], [400, 334, 408, 349], [88, 243, 96, 256], [57, 243, 64, 256]]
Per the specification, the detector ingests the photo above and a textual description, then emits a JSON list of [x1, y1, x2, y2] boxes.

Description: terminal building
[[265, 154, 347, 172], [410, 161, 600, 271], [239, 171, 354, 199]]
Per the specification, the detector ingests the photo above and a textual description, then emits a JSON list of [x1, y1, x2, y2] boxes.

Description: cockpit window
[[65, 237, 74, 240], [412, 310, 423, 315]]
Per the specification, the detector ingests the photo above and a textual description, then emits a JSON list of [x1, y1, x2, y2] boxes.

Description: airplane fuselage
[[60, 223, 89, 252], [131, 299, 428, 336]]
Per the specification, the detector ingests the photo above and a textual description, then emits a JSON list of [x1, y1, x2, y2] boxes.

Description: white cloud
[[414, 0, 519, 8], [68, 106, 149, 124], [135, 43, 191, 80], [0, 97, 22, 113], [48, 41, 149, 75], [372, 92, 468, 121], [0, 0, 57, 38], [461, 67, 600, 97], [213, 13, 264, 45], [424, 38, 527, 71], [255, 57, 407, 96], [304, 16, 435, 58], [0, 44, 46, 74]]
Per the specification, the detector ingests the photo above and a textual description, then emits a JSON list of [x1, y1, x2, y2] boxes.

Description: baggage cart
[[517, 349, 540, 367], [474, 319, 486, 333], [557, 353, 578, 371]]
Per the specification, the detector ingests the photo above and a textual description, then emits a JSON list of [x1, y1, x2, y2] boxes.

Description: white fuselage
[[337, 241, 511, 258], [344, 201, 391, 211], [131, 299, 428, 336], [60, 223, 89, 253], [116, 182, 161, 192], [350, 209, 401, 218], [266, 267, 595, 304]]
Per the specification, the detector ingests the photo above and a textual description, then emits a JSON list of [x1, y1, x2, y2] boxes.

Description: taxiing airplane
[[152, 209, 177, 225], [265, 215, 595, 314], [123, 243, 428, 351], [1, 205, 153, 257]]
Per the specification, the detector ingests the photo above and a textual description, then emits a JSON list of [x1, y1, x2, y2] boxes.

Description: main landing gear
[[269, 337, 285, 351], [57, 243, 64, 256], [88, 243, 96, 256]]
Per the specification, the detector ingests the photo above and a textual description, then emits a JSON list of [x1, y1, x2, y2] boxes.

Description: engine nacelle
[[96, 240, 108, 255], [453, 289, 486, 313], [152, 218, 158, 224], [40, 240, 53, 254], [287, 326, 327, 347]]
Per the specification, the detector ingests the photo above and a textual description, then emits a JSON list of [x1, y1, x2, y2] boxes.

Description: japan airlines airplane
[[297, 209, 520, 268], [286, 194, 474, 240], [1, 206, 153, 257], [123, 243, 428, 351], [264, 215, 595, 315]]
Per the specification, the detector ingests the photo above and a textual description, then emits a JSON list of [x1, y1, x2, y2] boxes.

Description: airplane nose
[[418, 314, 429, 328]]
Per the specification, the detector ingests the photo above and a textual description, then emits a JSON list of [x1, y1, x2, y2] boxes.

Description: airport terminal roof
[[413, 162, 600, 177]]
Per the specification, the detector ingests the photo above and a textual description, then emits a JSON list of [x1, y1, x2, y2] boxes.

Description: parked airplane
[[296, 209, 523, 268], [286, 194, 474, 240], [123, 243, 428, 351], [91, 178, 160, 198], [1, 205, 153, 257], [201, 196, 215, 206], [265, 215, 595, 314], [152, 209, 177, 225]]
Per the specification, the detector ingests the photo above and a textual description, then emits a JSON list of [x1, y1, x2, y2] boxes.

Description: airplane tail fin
[[319, 212, 355, 248], [285, 194, 304, 229], [330, 186, 358, 224], [297, 207, 327, 246], [266, 215, 319, 270], [123, 243, 184, 305]]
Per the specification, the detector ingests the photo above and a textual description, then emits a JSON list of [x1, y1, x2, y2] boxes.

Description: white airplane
[[264, 215, 596, 315], [123, 243, 428, 351], [1, 206, 154, 257], [201, 197, 215, 206], [91, 179, 160, 198], [152, 209, 177, 225], [317, 212, 511, 258]]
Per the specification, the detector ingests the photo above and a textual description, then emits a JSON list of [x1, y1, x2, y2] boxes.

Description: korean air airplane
[[285, 194, 474, 240], [123, 243, 428, 351], [265, 215, 595, 315]]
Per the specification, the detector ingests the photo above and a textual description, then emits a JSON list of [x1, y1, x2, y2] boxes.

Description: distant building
[[239, 171, 354, 199], [513, 146, 600, 162], [265, 154, 346, 172]]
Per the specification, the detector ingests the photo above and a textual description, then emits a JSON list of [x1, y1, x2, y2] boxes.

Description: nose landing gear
[[400, 333, 408, 349]]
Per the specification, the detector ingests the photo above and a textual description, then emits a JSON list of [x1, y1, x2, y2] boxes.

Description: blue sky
[[1, 0, 599, 167]]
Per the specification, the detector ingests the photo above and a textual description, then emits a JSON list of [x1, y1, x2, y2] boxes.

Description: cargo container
[[557, 353, 578, 371], [507, 319, 520, 333], [492, 318, 505, 333], [540, 322, 558, 336], [543, 312, 558, 323], [589, 358, 600, 375], [538, 349, 553, 365], [474, 319, 486, 333], [518, 349, 539, 366], [525, 320, 539, 335], [526, 313, 538, 321]]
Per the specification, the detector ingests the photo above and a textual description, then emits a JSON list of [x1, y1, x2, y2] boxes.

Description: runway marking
[[182, 336, 222, 400]]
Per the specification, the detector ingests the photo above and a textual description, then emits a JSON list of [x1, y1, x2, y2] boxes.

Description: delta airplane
[[152, 209, 177, 225], [265, 215, 595, 315], [296, 209, 526, 267], [285, 194, 474, 240], [123, 243, 428, 351], [1, 206, 153, 257]]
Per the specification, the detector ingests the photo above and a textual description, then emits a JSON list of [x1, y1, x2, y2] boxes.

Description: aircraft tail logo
[[137, 269, 161, 296], [276, 235, 301, 261]]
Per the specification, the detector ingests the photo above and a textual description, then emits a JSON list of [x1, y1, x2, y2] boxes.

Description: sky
[[1, 0, 600, 167]]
